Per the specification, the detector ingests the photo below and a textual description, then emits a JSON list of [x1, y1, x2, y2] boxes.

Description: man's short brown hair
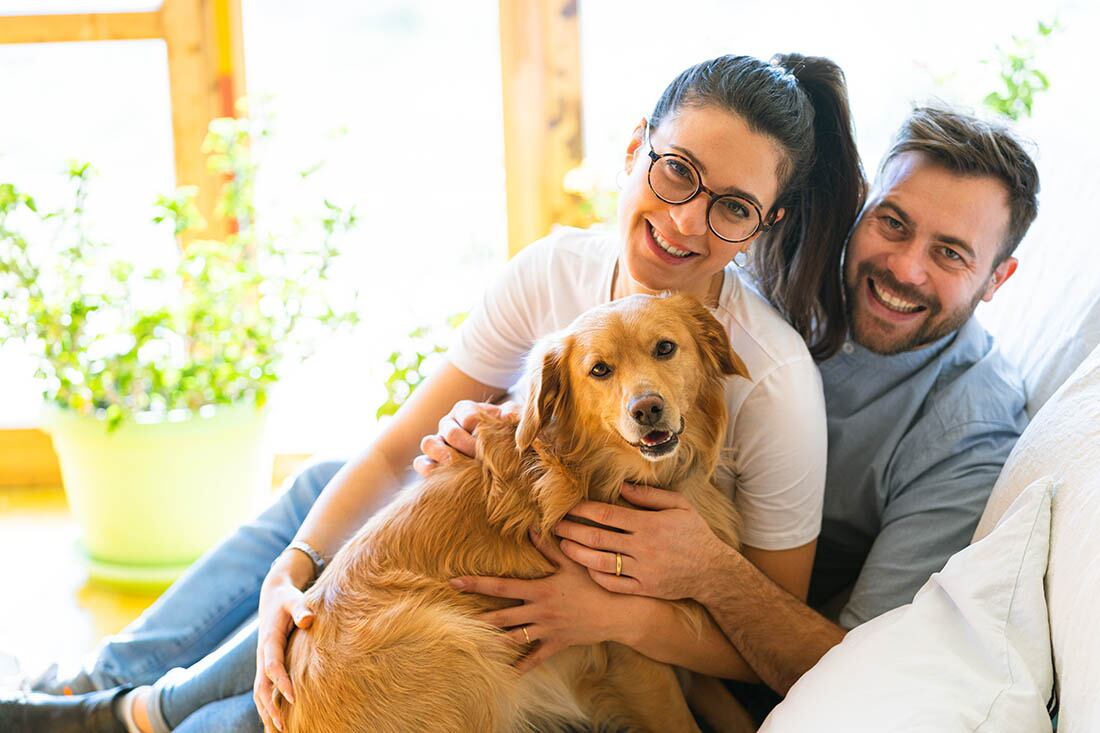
[[881, 106, 1040, 263]]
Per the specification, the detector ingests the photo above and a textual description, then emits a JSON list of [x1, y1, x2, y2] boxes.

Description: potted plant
[[0, 115, 359, 587]]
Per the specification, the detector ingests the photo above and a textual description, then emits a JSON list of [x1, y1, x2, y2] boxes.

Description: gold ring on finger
[[615, 552, 623, 577], [522, 626, 531, 644]]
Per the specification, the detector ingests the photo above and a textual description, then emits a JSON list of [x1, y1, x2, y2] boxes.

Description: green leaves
[[376, 313, 467, 419], [0, 183, 36, 214], [983, 19, 1059, 121], [154, 186, 207, 236], [0, 112, 361, 432]]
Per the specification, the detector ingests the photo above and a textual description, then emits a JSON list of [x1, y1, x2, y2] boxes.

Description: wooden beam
[[159, 0, 245, 243], [0, 12, 162, 45], [498, 0, 584, 257], [213, 0, 247, 120]]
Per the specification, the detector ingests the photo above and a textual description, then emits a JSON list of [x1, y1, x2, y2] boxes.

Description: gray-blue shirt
[[810, 316, 1028, 629]]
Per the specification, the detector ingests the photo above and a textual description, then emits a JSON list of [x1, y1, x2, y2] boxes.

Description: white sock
[[114, 687, 151, 733]]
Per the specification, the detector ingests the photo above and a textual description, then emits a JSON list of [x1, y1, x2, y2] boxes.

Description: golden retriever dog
[[276, 293, 754, 732]]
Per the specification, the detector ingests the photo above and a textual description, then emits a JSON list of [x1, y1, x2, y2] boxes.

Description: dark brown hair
[[880, 105, 1040, 264], [650, 53, 867, 360]]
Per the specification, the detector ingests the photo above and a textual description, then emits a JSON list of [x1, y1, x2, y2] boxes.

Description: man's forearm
[[696, 548, 846, 695], [616, 595, 760, 682]]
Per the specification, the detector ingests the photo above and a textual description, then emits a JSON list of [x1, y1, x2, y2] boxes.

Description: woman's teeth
[[871, 280, 923, 313], [651, 225, 693, 258]]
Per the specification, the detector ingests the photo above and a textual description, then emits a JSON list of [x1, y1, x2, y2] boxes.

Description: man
[[523, 105, 1038, 718], [1, 106, 1038, 730]]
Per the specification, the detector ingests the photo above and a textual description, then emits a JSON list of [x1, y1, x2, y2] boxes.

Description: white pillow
[[760, 476, 1055, 733], [973, 342, 1100, 731]]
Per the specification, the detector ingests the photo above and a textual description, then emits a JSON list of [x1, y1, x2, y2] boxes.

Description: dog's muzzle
[[631, 416, 685, 459]]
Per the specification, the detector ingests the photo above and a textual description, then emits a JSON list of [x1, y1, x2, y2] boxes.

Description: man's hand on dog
[[414, 399, 520, 476], [554, 483, 730, 602], [450, 529, 630, 673]]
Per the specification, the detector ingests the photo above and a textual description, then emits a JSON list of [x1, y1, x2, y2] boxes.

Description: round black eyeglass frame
[[644, 127, 774, 244]]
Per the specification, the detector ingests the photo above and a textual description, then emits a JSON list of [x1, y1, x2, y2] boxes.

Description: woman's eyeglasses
[[645, 126, 774, 243]]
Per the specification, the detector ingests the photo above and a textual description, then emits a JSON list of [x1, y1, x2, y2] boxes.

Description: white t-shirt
[[449, 227, 826, 551]]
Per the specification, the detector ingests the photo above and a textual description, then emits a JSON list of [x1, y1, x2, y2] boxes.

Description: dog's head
[[515, 293, 749, 476]]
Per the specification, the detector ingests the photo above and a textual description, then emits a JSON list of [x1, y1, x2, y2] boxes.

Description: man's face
[[844, 152, 1018, 355]]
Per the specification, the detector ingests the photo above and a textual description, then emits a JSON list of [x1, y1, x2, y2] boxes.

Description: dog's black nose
[[629, 394, 665, 426]]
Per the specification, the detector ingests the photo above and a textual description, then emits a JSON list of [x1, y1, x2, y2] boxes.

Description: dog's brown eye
[[589, 362, 612, 378], [655, 340, 677, 358]]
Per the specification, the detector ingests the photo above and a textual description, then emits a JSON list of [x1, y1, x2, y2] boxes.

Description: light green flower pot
[[43, 402, 272, 588]]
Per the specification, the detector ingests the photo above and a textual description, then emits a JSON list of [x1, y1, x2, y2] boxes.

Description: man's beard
[[844, 261, 982, 355]]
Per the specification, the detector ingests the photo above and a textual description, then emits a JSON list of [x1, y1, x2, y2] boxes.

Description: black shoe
[[0, 685, 132, 733]]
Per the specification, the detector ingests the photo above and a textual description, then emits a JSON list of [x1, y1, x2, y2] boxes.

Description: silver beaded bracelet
[[286, 539, 327, 576]]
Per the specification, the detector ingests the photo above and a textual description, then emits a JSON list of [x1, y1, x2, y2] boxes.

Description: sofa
[[757, 334, 1100, 731]]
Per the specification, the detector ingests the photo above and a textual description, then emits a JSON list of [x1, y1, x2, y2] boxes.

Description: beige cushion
[[973, 342, 1100, 731]]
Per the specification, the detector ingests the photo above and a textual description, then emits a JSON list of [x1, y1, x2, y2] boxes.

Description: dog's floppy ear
[[683, 296, 751, 381], [516, 336, 572, 450]]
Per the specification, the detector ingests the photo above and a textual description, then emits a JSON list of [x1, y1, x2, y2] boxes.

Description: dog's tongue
[[641, 430, 671, 446]]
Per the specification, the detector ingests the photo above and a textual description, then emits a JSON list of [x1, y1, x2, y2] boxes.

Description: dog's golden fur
[[277, 293, 753, 732]]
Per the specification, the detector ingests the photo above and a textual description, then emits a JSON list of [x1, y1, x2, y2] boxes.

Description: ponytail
[[651, 54, 866, 360], [752, 54, 866, 360]]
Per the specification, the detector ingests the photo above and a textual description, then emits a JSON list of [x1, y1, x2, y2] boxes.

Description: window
[[240, 0, 507, 453], [0, 36, 177, 428], [0, 0, 508, 456]]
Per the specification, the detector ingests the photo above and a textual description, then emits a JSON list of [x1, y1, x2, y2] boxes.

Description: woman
[[1, 52, 864, 733]]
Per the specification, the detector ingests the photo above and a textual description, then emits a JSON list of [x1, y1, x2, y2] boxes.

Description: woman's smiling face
[[617, 105, 787, 299]]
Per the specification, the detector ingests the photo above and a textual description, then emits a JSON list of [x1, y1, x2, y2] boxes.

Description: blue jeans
[[37, 460, 345, 732]]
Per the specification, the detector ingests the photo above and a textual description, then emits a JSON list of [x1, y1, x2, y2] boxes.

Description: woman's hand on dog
[[450, 529, 629, 673], [414, 399, 519, 475], [255, 559, 316, 732], [554, 482, 730, 602]]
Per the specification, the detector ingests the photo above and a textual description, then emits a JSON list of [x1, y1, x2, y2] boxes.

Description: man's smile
[[868, 278, 927, 315]]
